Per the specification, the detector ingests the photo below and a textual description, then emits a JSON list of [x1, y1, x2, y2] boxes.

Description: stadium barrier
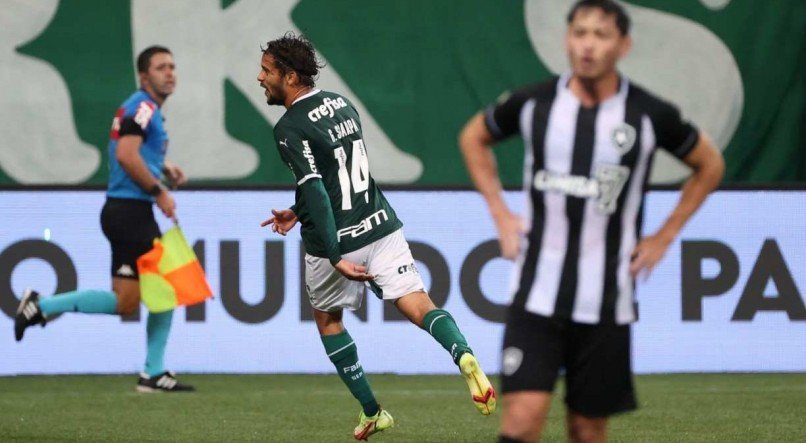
[[1, 190, 803, 375]]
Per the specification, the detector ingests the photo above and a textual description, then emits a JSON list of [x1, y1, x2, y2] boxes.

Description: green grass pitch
[[1, 373, 804, 441]]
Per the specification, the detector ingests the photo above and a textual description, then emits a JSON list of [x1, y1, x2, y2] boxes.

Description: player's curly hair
[[261, 32, 325, 87]]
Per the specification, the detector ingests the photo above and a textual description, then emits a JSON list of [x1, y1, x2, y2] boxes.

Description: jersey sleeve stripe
[[297, 173, 323, 185], [484, 105, 505, 140], [671, 128, 699, 159]]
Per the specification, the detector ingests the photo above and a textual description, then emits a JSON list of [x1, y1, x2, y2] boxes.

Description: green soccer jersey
[[273, 89, 402, 259]]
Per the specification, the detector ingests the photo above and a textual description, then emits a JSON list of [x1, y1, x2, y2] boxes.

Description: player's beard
[[155, 82, 174, 100], [143, 77, 174, 102], [265, 86, 285, 106]]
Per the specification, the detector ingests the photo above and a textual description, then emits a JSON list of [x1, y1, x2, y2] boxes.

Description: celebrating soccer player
[[460, 1, 725, 441], [257, 33, 496, 440], [15, 46, 194, 392]]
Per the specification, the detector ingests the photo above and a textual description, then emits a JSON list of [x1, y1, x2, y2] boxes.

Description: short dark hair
[[567, 0, 630, 36], [262, 32, 324, 87], [137, 46, 172, 73]]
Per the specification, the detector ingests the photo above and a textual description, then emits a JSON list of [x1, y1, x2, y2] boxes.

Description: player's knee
[[113, 291, 140, 316], [111, 278, 140, 315], [395, 291, 436, 326], [501, 401, 547, 441], [116, 299, 138, 316], [312, 309, 344, 335], [567, 415, 606, 443]]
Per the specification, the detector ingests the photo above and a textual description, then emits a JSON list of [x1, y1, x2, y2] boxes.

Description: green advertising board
[[1, 0, 803, 186]]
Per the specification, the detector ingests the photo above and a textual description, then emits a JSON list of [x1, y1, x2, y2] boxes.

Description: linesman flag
[[137, 225, 213, 313]]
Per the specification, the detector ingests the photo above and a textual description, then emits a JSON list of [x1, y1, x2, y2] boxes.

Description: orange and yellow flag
[[136, 226, 213, 313]]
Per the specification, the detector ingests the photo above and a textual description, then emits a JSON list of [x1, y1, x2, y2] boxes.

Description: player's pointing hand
[[334, 259, 374, 282], [261, 208, 299, 236]]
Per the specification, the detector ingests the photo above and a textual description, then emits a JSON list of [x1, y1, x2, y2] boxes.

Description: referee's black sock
[[499, 436, 523, 443]]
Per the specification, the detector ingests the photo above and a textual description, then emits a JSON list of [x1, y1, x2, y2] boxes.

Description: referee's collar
[[138, 88, 161, 108]]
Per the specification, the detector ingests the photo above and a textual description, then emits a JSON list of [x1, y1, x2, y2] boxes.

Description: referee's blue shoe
[[14, 289, 46, 342]]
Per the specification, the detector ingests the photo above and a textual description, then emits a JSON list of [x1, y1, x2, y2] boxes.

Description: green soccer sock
[[38, 289, 118, 317], [321, 330, 379, 416], [422, 309, 473, 364], [145, 310, 174, 377]]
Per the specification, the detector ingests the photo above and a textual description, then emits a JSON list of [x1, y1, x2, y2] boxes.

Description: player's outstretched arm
[[459, 112, 523, 260], [260, 208, 299, 236], [630, 132, 725, 279]]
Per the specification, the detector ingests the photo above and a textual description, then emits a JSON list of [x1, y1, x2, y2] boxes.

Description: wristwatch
[[148, 183, 164, 196]]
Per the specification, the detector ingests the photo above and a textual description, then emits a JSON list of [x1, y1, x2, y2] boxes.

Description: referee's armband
[[118, 116, 147, 139]]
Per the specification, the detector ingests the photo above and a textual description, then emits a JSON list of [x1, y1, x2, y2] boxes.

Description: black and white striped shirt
[[485, 74, 698, 325]]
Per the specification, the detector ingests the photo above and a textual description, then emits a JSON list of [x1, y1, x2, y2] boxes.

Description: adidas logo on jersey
[[116, 264, 135, 277], [307, 97, 348, 122]]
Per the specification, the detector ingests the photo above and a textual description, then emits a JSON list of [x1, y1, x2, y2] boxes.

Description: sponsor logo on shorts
[[116, 264, 135, 277], [337, 209, 388, 241], [397, 262, 418, 275], [502, 347, 523, 376]]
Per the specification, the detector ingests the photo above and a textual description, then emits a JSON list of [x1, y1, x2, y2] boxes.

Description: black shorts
[[100, 197, 160, 279], [501, 308, 637, 417]]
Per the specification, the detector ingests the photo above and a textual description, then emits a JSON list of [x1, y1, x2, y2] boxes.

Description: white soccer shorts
[[304, 229, 425, 312]]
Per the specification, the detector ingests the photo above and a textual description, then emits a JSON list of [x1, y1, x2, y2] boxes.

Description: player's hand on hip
[[334, 259, 374, 282], [629, 233, 673, 281], [494, 210, 525, 260], [163, 161, 187, 189], [155, 189, 177, 221], [260, 208, 298, 236]]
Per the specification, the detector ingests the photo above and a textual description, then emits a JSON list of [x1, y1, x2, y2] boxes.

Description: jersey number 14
[[334, 139, 370, 210]]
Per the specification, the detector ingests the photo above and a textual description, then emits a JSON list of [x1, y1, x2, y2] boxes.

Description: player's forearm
[[299, 179, 342, 265], [656, 144, 724, 242], [459, 120, 509, 218]]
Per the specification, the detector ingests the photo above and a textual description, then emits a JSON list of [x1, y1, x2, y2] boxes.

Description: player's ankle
[[454, 348, 474, 365], [362, 400, 380, 417]]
